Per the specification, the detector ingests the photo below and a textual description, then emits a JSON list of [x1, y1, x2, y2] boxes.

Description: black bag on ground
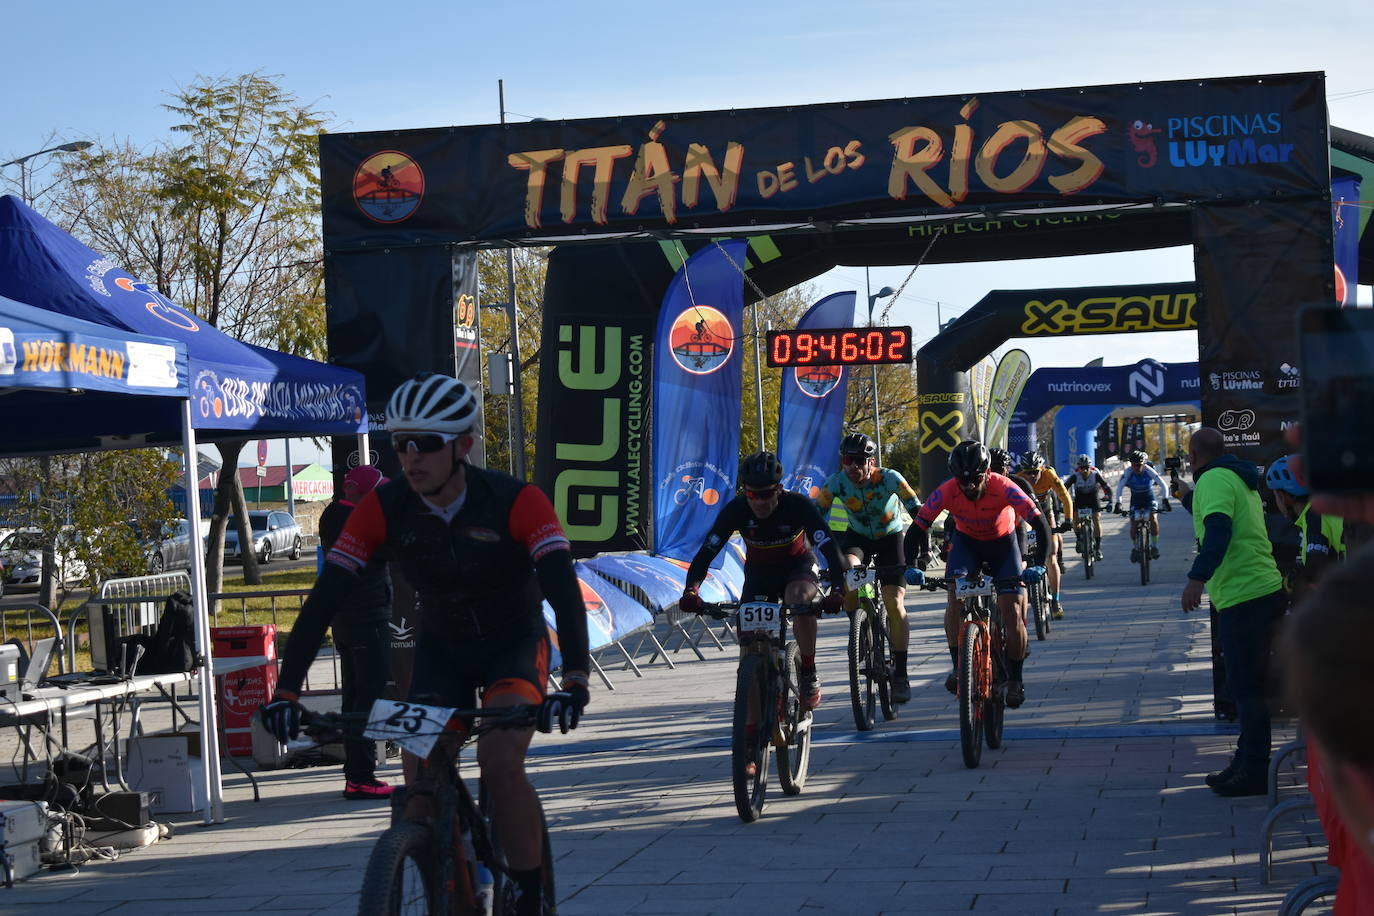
[[123, 591, 199, 675]]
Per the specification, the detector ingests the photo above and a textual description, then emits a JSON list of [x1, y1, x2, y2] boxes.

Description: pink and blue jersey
[[915, 473, 1042, 541]]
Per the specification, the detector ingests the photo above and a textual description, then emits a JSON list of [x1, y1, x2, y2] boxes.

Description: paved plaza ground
[[0, 508, 1332, 914]]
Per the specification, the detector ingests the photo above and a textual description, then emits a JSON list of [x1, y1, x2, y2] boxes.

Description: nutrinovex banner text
[[778, 292, 855, 498], [319, 74, 1328, 247], [652, 240, 748, 562]]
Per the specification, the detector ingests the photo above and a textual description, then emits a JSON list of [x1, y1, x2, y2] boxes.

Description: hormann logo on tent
[[1020, 292, 1196, 335], [21, 340, 126, 380]]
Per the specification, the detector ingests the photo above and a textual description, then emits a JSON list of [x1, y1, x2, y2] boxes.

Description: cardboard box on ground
[[124, 732, 204, 815]]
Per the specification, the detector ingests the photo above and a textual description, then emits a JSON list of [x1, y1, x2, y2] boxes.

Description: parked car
[[224, 510, 302, 564], [143, 518, 198, 574], [0, 527, 88, 588]]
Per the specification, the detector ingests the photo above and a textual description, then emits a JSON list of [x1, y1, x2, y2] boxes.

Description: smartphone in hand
[[1298, 305, 1374, 492]]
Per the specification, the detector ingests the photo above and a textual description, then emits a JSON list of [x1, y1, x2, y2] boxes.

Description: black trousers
[[1215, 589, 1287, 771], [332, 617, 392, 783]]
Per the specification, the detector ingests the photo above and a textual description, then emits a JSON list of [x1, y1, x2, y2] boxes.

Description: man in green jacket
[[1178, 428, 1287, 797]]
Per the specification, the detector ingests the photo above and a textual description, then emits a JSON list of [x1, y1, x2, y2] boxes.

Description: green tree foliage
[[50, 72, 331, 591], [476, 248, 548, 477], [1, 451, 180, 605]]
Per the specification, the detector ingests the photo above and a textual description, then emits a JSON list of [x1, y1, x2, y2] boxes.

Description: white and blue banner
[[651, 241, 748, 562], [778, 292, 854, 498]]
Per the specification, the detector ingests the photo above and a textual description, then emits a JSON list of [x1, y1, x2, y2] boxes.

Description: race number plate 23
[[364, 698, 455, 758], [738, 601, 782, 632]]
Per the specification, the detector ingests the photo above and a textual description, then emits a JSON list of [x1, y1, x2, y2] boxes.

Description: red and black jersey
[[686, 490, 846, 591], [276, 465, 589, 697]]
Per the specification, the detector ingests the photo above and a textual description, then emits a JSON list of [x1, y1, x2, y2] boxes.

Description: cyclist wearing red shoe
[[262, 372, 589, 916], [907, 440, 1050, 709], [679, 451, 847, 709]]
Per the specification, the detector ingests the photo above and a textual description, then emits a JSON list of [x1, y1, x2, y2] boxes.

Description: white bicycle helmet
[[386, 372, 479, 435]]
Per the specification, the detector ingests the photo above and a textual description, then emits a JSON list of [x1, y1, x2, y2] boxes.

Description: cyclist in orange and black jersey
[[1013, 451, 1075, 619], [262, 373, 587, 916]]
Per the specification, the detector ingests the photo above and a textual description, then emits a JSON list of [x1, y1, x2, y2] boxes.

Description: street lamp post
[[865, 270, 896, 456], [2, 141, 93, 205], [1, 140, 93, 610]]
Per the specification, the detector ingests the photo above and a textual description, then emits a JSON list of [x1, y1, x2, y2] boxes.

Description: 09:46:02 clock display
[[764, 326, 913, 368]]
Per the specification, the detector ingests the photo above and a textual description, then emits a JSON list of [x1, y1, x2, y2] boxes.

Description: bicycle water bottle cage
[[844, 567, 875, 590]]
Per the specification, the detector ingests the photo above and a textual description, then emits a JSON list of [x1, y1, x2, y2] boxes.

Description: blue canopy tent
[[0, 294, 230, 826], [0, 196, 367, 454], [0, 196, 371, 825]]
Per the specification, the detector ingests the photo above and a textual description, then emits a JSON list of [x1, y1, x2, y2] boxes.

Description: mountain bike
[[301, 703, 555, 915], [1073, 507, 1098, 580], [843, 563, 902, 730], [1121, 506, 1155, 586], [921, 575, 1006, 769], [1025, 528, 1051, 641], [699, 599, 822, 822]]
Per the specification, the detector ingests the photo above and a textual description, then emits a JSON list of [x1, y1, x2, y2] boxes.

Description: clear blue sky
[[6, 1, 1373, 463]]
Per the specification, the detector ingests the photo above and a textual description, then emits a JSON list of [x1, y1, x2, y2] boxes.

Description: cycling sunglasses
[[392, 432, 459, 454], [841, 455, 871, 467], [745, 486, 780, 500]]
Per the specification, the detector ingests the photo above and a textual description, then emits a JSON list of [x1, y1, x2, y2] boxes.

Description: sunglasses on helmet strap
[[392, 432, 459, 454]]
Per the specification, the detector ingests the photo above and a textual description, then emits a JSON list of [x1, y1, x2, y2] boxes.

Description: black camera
[[1298, 304, 1374, 492]]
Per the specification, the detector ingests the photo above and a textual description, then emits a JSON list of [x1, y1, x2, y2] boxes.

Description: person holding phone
[[1177, 428, 1286, 797]]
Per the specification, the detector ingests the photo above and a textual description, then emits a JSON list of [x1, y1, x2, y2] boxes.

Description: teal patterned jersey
[[816, 468, 921, 538]]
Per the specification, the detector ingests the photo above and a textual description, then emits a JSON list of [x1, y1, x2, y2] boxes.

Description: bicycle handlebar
[[300, 704, 540, 743]]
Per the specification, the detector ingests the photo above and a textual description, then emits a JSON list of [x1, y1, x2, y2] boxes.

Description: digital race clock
[[764, 326, 913, 368]]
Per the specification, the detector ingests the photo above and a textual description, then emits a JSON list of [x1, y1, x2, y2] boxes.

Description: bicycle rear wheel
[[777, 642, 811, 796], [958, 619, 987, 769], [847, 601, 876, 731], [357, 822, 440, 916], [731, 654, 771, 822], [985, 623, 1006, 750], [481, 790, 556, 916]]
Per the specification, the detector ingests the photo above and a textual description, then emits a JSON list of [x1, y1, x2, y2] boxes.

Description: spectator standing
[[1176, 428, 1286, 797], [316, 464, 395, 800]]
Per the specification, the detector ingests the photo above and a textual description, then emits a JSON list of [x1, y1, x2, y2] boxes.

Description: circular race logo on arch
[[669, 306, 734, 374], [353, 151, 425, 223]]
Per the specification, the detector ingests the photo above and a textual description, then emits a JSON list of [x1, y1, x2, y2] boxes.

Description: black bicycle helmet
[[840, 432, 878, 459], [740, 451, 784, 489], [1129, 450, 1148, 464], [1016, 450, 1045, 473], [989, 447, 1012, 474], [948, 440, 991, 481]]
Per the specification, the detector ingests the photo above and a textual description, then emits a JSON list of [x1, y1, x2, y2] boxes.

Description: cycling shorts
[[1129, 491, 1158, 512], [840, 529, 906, 586], [410, 618, 550, 708], [947, 530, 1024, 595], [740, 555, 819, 603], [1073, 492, 1105, 513]]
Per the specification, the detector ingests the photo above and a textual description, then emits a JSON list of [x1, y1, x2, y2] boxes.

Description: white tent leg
[[183, 400, 224, 824]]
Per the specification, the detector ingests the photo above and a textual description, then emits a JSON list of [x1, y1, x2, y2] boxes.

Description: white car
[[0, 528, 88, 588]]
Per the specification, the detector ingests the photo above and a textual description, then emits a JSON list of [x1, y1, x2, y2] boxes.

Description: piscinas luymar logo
[[353, 151, 424, 223], [1159, 111, 1293, 168]]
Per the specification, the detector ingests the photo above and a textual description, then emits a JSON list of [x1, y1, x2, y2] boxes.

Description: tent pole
[[182, 400, 224, 824]]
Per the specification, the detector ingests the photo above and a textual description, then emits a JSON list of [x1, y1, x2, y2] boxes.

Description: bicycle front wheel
[[958, 619, 987, 769], [357, 822, 440, 916], [847, 601, 876, 731], [1083, 526, 1095, 580], [1030, 580, 1047, 642], [777, 642, 811, 796], [731, 654, 771, 822], [1138, 525, 1150, 586]]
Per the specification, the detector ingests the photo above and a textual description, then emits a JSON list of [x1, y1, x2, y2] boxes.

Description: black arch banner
[[319, 74, 1326, 247], [916, 282, 1197, 495]]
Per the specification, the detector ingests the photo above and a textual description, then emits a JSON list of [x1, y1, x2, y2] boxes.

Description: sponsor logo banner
[[985, 349, 1032, 449], [778, 292, 854, 498]]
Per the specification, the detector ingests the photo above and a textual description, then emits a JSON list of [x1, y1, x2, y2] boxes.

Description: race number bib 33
[[844, 567, 874, 590]]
